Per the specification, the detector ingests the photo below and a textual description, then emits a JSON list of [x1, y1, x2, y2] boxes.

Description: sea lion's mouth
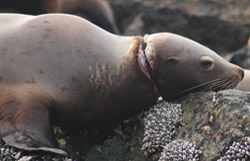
[[171, 77, 240, 100]]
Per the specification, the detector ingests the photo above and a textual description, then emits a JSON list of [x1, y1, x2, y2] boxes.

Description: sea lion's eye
[[200, 56, 214, 70], [166, 56, 179, 64], [200, 60, 213, 68]]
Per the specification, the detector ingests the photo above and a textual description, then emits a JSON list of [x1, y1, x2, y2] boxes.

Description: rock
[[228, 41, 250, 69], [59, 90, 250, 161], [108, 0, 250, 54], [150, 0, 250, 30], [56, 120, 154, 161], [176, 90, 250, 161]]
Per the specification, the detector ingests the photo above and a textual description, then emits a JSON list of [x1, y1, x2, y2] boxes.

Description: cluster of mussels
[[141, 100, 183, 154], [0, 137, 72, 161], [141, 99, 202, 161], [159, 139, 202, 161], [218, 137, 250, 161]]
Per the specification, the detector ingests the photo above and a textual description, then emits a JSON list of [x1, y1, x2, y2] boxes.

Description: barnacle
[[159, 139, 202, 161], [141, 100, 182, 154], [218, 137, 250, 161], [141, 100, 203, 161]]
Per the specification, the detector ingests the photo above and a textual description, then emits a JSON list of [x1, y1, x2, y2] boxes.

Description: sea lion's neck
[[136, 36, 163, 97], [116, 36, 159, 105]]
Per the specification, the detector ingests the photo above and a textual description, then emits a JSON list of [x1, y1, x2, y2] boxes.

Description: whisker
[[234, 80, 239, 88], [173, 77, 237, 98], [173, 78, 224, 96], [208, 78, 236, 91], [219, 79, 232, 90], [227, 79, 238, 89], [223, 78, 237, 90], [199, 80, 226, 92], [183, 80, 226, 95], [164, 76, 240, 100]]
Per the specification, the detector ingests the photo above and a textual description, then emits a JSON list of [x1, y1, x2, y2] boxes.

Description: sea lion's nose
[[238, 68, 244, 80], [231, 63, 244, 81]]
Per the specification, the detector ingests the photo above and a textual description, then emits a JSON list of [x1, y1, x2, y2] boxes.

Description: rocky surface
[[148, 0, 250, 29], [176, 90, 250, 161], [108, 0, 250, 54], [61, 90, 250, 161], [228, 42, 250, 69]]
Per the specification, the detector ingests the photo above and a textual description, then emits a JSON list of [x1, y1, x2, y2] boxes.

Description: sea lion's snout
[[238, 68, 244, 81], [230, 64, 244, 81]]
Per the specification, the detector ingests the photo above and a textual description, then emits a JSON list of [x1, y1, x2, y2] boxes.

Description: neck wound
[[137, 37, 162, 97]]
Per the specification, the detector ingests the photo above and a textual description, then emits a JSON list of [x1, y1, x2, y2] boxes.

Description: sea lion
[[0, 0, 120, 34], [0, 13, 244, 156], [45, 0, 120, 34]]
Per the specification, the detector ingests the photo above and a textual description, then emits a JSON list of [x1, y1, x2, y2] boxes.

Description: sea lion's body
[[0, 14, 244, 155], [0, 14, 150, 127]]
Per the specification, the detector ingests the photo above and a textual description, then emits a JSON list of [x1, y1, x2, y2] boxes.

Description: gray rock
[[229, 44, 250, 69], [57, 90, 250, 161], [108, 0, 250, 53], [176, 90, 250, 161]]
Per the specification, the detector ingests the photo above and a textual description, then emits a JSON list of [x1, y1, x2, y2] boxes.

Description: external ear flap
[[166, 56, 180, 64], [0, 92, 67, 156]]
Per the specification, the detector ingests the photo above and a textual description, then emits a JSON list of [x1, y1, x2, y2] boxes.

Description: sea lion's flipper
[[0, 91, 67, 156]]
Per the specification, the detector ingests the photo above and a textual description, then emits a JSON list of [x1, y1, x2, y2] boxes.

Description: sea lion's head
[[143, 33, 244, 101]]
